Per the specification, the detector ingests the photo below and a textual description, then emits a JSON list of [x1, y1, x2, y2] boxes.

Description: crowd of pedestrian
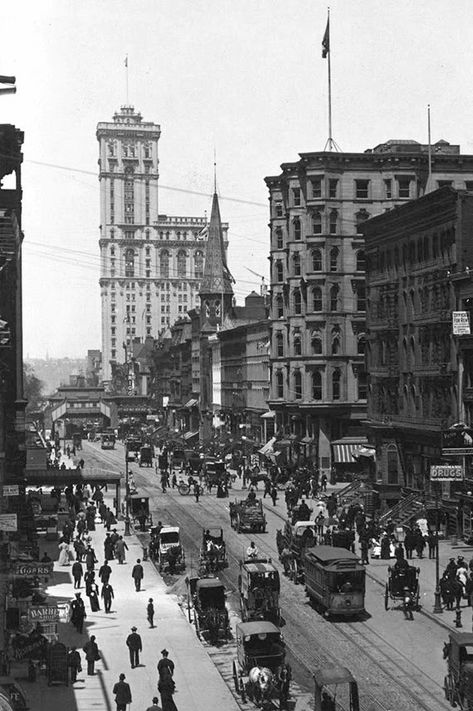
[[439, 555, 473, 610]]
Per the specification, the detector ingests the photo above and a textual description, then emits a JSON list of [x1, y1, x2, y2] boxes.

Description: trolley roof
[[313, 664, 356, 686], [306, 546, 360, 563], [242, 560, 277, 573]]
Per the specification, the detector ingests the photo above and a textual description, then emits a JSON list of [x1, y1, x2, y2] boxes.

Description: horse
[[246, 666, 274, 707]]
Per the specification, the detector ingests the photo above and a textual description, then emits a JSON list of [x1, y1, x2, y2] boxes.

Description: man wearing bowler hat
[[126, 626, 142, 668]]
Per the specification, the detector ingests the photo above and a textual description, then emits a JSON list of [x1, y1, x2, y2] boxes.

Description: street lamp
[[124, 442, 131, 537], [433, 483, 443, 614]]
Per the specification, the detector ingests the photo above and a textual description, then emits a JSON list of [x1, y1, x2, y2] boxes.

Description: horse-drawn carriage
[[384, 564, 420, 619], [204, 458, 231, 496], [128, 495, 152, 530], [276, 519, 317, 583], [443, 631, 473, 709], [230, 498, 266, 533], [157, 526, 185, 573], [238, 558, 281, 624], [199, 528, 228, 575], [232, 621, 291, 708], [314, 665, 360, 711], [186, 576, 230, 645]]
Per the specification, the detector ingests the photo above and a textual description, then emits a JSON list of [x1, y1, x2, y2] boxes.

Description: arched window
[[194, 250, 204, 279], [330, 284, 339, 311], [293, 331, 302, 355], [387, 444, 399, 484], [294, 289, 302, 314], [312, 249, 322, 271], [329, 210, 338, 234], [177, 250, 187, 277], [294, 218, 302, 241], [160, 250, 169, 278], [312, 371, 322, 400], [313, 211, 322, 234], [332, 369, 341, 400], [293, 252, 301, 276], [311, 330, 322, 354], [276, 370, 284, 398], [312, 287, 322, 312], [357, 334, 366, 355], [356, 250, 366, 271], [275, 227, 283, 249], [275, 293, 284, 318], [294, 370, 302, 399], [330, 247, 339, 272], [275, 260, 284, 282], [125, 248, 135, 277], [276, 331, 284, 357]]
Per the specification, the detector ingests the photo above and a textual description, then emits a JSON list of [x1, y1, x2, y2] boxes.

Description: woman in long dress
[[58, 541, 70, 566], [88, 582, 101, 612]]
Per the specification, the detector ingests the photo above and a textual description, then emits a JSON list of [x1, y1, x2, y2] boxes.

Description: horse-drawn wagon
[[385, 563, 420, 619], [276, 519, 317, 583], [199, 528, 228, 575], [230, 498, 266, 533], [186, 576, 230, 645], [314, 665, 360, 711], [232, 621, 291, 708], [157, 526, 185, 573], [443, 631, 473, 709]]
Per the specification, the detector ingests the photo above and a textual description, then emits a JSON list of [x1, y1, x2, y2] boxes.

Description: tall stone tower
[[97, 106, 161, 381]]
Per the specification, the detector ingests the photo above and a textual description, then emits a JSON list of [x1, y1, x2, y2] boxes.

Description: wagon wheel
[[293, 559, 299, 585], [233, 661, 240, 693], [384, 584, 390, 611], [187, 594, 193, 623], [178, 482, 190, 496]]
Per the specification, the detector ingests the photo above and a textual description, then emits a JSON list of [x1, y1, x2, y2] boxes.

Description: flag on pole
[[322, 17, 330, 58], [124, 56, 128, 68]]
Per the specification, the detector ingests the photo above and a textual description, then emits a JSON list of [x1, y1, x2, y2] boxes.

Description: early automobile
[[314, 665, 360, 711], [233, 621, 291, 708], [186, 576, 230, 645], [276, 519, 318, 583], [199, 528, 228, 575], [238, 558, 281, 624], [384, 564, 420, 619], [304, 546, 366, 618], [230, 498, 266, 533], [158, 525, 185, 573], [443, 631, 473, 709]]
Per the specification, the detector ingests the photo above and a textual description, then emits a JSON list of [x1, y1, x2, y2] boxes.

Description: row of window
[[122, 249, 204, 278], [274, 249, 365, 279], [370, 228, 455, 274], [273, 210, 370, 244], [273, 368, 367, 401], [273, 284, 366, 316], [274, 329, 365, 356], [107, 141, 153, 159]]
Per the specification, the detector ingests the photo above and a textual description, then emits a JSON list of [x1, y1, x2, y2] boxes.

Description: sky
[[2, 0, 473, 358]]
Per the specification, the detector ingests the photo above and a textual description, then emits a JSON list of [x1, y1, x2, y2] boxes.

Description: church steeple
[[199, 191, 234, 327]]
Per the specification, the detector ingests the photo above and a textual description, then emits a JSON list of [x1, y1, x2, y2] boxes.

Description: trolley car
[[304, 546, 366, 618]]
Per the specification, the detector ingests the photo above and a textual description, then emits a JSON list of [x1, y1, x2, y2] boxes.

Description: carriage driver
[[246, 541, 259, 559]]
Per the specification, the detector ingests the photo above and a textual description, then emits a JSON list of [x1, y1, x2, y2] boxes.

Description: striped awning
[[183, 430, 199, 440], [332, 439, 368, 464]]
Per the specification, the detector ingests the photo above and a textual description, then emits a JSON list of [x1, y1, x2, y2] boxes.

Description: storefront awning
[[274, 439, 291, 449], [183, 399, 198, 409], [260, 411, 275, 419], [24, 468, 122, 485], [332, 439, 368, 464], [258, 437, 276, 456], [352, 446, 376, 461], [183, 430, 199, 440], [301, 436, 314, 444]]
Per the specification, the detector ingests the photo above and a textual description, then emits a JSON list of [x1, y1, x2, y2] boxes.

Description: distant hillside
[[25, 357, 88, 396]]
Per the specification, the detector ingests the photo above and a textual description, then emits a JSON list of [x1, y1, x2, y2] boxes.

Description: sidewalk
[[19, 493, 241, 711]]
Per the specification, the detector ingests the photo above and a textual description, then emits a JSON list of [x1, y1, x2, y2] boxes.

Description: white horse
[[247, 666, 274, 707]]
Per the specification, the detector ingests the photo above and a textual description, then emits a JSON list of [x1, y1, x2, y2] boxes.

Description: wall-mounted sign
[[0, 514, 17, 531], [2, 485, 19, 496], [28, 605, 59, 623], [453, 311, 471, 335], [14, 562, 54, 577], [430, 465, 464, 481]]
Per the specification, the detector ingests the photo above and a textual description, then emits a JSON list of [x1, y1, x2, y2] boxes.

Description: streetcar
[[101, 430, 116, 450], [304, 546, 366, 618]]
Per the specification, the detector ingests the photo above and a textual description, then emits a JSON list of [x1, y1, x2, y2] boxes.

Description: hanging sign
[[452, 311, 471, 335], [28, 605, 60, 623], [2, 485, 19, 496], [14, 562, 54, 576], [430, 465, 464, 481], [0, 514, 17, 531]]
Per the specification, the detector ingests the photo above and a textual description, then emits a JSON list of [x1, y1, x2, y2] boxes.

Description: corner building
[[265, 139, 473, 481], [98, 106, 227, 382]]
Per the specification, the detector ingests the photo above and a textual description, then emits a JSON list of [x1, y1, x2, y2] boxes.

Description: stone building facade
[[265, 139, 473, 480]]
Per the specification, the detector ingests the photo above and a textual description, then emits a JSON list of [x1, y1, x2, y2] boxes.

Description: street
[[84, 440, 453, 711]]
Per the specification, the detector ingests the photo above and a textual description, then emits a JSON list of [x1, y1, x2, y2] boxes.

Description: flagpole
[[427, 104, 432, 190], [327, 9, 333, 151], [125, 55, 129, 104]]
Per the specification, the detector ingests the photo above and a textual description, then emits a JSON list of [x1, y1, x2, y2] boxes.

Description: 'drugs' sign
[[430, 465, 464, 482]]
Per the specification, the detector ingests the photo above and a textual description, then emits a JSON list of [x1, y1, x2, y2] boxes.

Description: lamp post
[[124, 442, 131, 537], [433, 483, 443, 613]]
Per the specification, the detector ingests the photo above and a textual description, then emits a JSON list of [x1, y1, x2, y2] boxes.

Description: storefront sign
[[430, 465, 464, 481], [0, 514, 17, 532], [27, 605, 59, 623], [442, 427, 473, 456], [2, 485, 19, 496], [14, 562, 54, 577], [453, 311, 471, 335]]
